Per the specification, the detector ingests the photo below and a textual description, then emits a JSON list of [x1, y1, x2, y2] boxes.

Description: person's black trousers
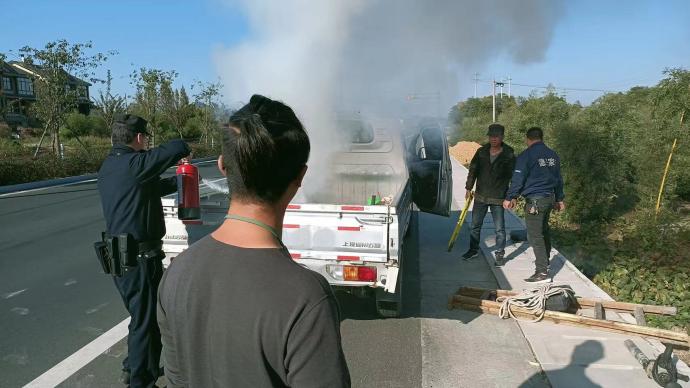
[[113, 253, 164, 388], [524, 196, 554, 274]]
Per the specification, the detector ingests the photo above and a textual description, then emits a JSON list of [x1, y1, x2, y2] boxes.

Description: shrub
[[552, 122, 635, 223], [595, 256, 690, 330]]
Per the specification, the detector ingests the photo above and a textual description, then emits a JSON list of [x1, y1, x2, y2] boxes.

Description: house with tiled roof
[[1, 60, 91, 127]]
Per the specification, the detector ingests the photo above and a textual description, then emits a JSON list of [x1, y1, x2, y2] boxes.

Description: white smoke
[[213, 0, 564, 199]]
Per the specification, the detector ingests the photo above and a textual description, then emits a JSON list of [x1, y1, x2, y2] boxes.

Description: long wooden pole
[[455, 287, 677, 316], [656, 138, 678, 214], [452, 296, 690, 347], [33, 128, 48, 159]]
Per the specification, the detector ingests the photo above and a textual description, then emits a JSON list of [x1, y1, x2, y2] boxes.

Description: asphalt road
[[0, 164, 220, 388]]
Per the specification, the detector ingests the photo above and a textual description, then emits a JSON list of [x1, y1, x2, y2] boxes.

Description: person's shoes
[[524, 272, 551, 283], [494, 251, 506, 266], [461, 249, 479, 260], [119, 369, 130, 385]]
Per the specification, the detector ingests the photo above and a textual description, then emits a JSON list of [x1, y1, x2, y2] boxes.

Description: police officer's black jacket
[[465, 143, 516, 204], [98, 140, 190, 243]]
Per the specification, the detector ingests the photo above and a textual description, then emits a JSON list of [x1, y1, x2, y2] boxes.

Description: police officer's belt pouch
[[97, 233, 138, 277], [93, 240, 111, 274]]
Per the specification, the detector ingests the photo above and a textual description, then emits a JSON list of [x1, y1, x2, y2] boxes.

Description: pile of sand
[[449, 141, 481, 165]]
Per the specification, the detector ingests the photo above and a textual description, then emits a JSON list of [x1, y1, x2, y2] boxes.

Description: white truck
[[162, 117, 453, 317]]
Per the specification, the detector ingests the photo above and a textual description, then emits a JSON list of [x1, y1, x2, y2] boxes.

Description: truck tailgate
[[283, 205, 396, 263]]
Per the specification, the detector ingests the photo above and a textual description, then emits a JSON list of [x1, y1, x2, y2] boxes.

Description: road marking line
[[23, 317, 129, 388], [3, 288, 28, 299]]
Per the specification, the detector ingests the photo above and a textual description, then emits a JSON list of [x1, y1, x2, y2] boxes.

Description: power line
[[510, 82, 614, 93], [475, 78, 617, 94]]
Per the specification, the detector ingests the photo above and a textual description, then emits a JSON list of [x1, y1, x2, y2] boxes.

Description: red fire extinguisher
[[176, 159, 201, 220]]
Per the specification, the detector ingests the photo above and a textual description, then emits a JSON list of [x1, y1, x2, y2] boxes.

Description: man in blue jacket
[[504, 127, 565, 283], [98, 114, 190, 387]]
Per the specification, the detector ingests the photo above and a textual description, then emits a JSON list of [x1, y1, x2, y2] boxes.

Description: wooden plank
[[454, 303, 689, 347], [451, 296, 690, 347], [456, 286, 677, 316], [634, 306, 647, 326], [594, 302, 603, 319]]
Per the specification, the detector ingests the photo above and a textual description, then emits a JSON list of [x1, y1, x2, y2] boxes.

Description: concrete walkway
[[452, 157, 690, 388]]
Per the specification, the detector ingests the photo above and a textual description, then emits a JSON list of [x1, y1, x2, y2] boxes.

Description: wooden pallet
[[448, 286, 689, 348]]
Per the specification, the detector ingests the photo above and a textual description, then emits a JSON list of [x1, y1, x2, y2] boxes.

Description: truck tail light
[[349, 266, 377, 281], [327, 265, 377, 282]]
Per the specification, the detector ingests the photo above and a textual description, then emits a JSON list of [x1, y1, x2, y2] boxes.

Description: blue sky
[[479, 0, 690, 104], [2, 0, 248, 99], [3, 0, 689, 106]]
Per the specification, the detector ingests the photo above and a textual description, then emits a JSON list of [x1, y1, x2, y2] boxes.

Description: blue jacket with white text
[[505, 141, 564, 202]]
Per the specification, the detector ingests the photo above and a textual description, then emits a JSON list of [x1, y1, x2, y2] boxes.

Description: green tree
[[160, 82, 193, 139], [0, 52, 6, 120], [192, 80, 223, 146], [129, 67, 177, 147], [93, 69, 127, 133], [17, 40, 112, 157], [448, 96, 494, 144], [651, 68, 690, 203], [503, 91, 572, 147]]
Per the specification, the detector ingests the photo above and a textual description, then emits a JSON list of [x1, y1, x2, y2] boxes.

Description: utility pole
[[492, 78, 496, 122], [473, 72, 479, 98], [507, 77, 511, 97]]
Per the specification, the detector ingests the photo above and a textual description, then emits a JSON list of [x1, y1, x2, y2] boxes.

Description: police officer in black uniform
[[504, 127, 565, 284], [97, 114, 190, 387]]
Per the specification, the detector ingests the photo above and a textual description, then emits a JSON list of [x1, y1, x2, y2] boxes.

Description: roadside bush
[[0, 137, 219, 186], [0, 123, 11, 139], [595, 256, 690, 330], [191, 142, 221, 159], [579, 209, 690, 329], [552, 122, 635, 224], [0, 138, 29, 158], [0, 151, 106, 185], [62, 112, 109, 139]]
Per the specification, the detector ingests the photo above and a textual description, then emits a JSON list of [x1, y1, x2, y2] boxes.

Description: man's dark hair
[[111, 121, 137, 145], [526, 127, 543, 141], [111, 114, 148, 145], [222, 94, 310, 203]]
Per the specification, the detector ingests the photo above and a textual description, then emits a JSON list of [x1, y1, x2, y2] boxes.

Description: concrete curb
[[0, 157, 217, 195]]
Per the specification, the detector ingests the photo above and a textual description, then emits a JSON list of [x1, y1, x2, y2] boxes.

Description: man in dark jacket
[[98, 114, 190, 387], [504, 127, 565, 283], [462, 123, 516, 265]]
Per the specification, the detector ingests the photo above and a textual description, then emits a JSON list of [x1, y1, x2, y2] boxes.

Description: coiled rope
[[497, 284, 576, 322]]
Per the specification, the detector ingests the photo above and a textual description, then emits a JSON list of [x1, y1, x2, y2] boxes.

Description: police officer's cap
[[487, 123, 504, 136], [113, 113, 150, 136]]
